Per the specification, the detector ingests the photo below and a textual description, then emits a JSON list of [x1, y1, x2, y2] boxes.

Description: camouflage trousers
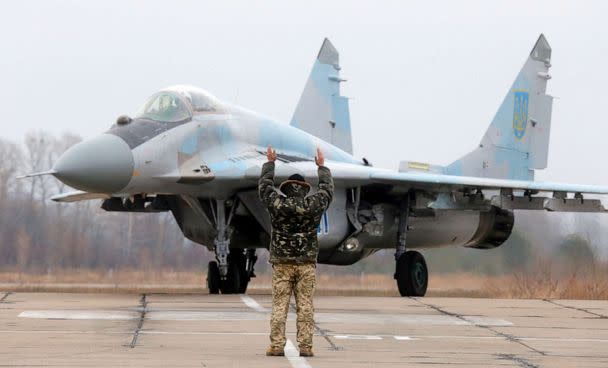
[[269, 263, 316, 350]]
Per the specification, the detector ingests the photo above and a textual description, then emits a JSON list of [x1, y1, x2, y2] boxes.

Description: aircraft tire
[[220, 262, 242, 294], [238, 253, 252, 294], [228, 251, 250, 294], [396, 251, 428, 297], [207, 261, 221, 294]]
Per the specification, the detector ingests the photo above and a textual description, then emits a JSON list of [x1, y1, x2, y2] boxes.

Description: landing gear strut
[[213, 199, 232, 278], [206, 199, 257, 294], [394, 194, 428, 297]]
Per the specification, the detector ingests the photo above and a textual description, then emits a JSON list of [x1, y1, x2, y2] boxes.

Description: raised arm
[[258, 146, 279, 206], [307, 148, 334, 210]]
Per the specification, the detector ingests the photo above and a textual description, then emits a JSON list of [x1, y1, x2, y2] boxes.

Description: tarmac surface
[[1, 292, 608, 367]]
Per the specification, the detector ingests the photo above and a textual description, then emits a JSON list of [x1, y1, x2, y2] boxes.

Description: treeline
[[0, 132, 605, 276], [0, 132, 208, 273]]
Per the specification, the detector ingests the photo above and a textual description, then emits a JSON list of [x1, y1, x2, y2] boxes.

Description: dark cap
[[288, 173, 305, 182]]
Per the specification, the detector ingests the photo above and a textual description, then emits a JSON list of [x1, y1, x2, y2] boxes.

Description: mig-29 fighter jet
[[22, 35, 608, 296]]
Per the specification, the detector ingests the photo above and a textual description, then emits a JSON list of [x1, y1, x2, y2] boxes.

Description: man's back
[[258, 161, 333, 264]]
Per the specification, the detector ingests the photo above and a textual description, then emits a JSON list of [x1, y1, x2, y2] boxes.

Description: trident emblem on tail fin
[[513, 91, 529, 140]]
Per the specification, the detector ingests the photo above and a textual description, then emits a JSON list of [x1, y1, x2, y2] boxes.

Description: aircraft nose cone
[[53, 134, 134, 193]]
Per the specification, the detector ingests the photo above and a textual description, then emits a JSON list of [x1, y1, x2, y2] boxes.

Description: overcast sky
[[1, 0, 607, 185]]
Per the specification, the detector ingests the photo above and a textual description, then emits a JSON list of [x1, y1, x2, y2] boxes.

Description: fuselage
[[118, 104, 361, 198], [52, 85, 514, 266], [53, 85, 359, 196]]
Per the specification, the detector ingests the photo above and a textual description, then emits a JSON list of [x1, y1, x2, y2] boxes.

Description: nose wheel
[[207, 256, 240, 294], [207, 261, 221, 294], [395, 251, 428, 297], [221, 259, 242, 294], [207, 250, 256, 294]]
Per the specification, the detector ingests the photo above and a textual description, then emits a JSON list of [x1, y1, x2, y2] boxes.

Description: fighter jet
[[22, 34, 608, 296]]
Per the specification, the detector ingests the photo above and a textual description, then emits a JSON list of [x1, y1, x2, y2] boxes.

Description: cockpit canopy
[[135, 85, 223, 123], [135, 91, 191, 123]]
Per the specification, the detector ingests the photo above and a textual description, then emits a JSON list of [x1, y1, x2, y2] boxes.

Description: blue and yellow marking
[[513, 90, 529, 140], [317, 212, 329, 235]]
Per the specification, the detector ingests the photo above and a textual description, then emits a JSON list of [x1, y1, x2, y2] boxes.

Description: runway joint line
[[128, 293, 147, 348], [411, 297, 546, 367], [497, 353, 540, 368], [544, 299, 608, 319], [289, 302, 342, 351], [0, 292, 12, 303]]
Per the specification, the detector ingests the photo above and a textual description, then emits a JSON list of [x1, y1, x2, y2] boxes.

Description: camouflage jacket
[[258, 161, 334, 264]]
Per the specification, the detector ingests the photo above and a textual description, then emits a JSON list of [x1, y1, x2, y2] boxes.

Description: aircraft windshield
[[135, 92, 192, 123], [165, 85, 223, 113]]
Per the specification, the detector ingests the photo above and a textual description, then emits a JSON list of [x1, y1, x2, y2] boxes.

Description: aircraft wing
[[243, 160, 608, 212], [368, 171, 608, 195], [244, 160, 608, 193], [367, 167, 607, 212]]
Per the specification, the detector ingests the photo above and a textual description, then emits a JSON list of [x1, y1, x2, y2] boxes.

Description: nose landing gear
[[206, 199, 257, 294]]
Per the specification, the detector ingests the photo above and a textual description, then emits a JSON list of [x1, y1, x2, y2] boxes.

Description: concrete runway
[[1, 292, 608, 367]]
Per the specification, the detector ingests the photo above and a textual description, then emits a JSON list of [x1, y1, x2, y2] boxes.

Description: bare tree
[[23, 131, 54, 204], [0, 138, 24, 202]]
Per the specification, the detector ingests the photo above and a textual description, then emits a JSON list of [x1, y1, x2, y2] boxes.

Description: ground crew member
[[259, 145, 334, 358]]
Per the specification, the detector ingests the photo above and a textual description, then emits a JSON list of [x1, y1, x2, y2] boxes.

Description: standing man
[[259, 145, 334, 358]]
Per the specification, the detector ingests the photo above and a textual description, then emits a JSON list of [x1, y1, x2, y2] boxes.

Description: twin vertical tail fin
[[290, 39, 353, 154], [446, 34, 554, 181]]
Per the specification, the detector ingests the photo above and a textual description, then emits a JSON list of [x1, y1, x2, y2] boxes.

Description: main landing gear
[[205, 199, 257, 294], [394, 195, 428, 297], [395, 251, 428, 297]]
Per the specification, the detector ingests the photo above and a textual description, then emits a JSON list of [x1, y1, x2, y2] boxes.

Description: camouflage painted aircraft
[[22, 34, 608, 296]]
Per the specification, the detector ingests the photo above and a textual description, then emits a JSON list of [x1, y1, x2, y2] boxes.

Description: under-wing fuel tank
[[319, 201, 514, 265]]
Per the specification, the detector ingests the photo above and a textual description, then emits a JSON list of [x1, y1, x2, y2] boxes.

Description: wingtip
[[530, 33, 552, 62], [317, 38, 339, 66]]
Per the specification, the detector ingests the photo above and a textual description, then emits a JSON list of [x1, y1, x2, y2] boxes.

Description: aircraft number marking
[[317, 212, 329, 235]]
